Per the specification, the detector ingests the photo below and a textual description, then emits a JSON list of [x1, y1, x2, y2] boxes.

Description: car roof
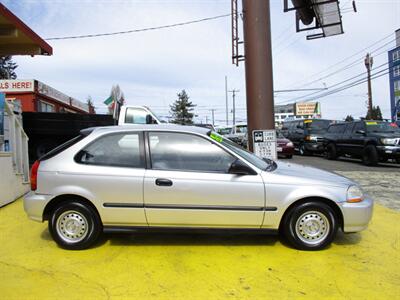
[[81, 124, 211, 136]]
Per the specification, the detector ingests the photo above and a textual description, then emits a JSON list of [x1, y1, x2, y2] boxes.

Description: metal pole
[[229, 89, 239, 126], [365, 53, 373, 117], [210, 109, 215, 127], [225, 76, 229, 125], [242, 0, 275, 152]]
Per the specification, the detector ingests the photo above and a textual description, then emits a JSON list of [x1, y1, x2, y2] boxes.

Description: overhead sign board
[[295, 102, 321, 116], [252, 130, 277, 160], [0, 79, 34, 92]]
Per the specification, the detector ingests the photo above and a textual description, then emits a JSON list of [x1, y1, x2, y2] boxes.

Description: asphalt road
[[287, 154, 400, 172], [285, 154, 400, 211]]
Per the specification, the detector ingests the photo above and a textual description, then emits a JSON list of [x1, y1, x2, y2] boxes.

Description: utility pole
[[225, 76, 229, 125], [210, 109, 216, 127], [365, 53, 373, 117], [242, 0, 275, 152], [228, 89, 239, 126], [205, 115, 209, 124]]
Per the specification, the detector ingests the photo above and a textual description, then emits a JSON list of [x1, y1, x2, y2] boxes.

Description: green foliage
[[0, 56, 17, 79], [366, 105, 383, 120], [170, 90, 196, 125], [344, 115, 354, 122]]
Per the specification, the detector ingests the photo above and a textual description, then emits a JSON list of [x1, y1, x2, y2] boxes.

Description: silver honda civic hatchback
[[24, 125, 373, 250]]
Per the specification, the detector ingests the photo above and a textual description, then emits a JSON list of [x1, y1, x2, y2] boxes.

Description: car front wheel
[[49, 201, 102, 250], [282, 201, 338, 250]]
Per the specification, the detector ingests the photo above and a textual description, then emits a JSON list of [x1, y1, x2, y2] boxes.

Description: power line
[[46, 13, 231, 40], [284, 31, 395, 88]]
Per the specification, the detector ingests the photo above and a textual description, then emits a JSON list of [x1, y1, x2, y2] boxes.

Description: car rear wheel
[[49, 201, 102, 250], [282, 201, 338, 250], [362, 145, 378, 166]]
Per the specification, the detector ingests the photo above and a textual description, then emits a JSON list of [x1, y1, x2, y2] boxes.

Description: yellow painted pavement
[[0, 199, 399, 300]]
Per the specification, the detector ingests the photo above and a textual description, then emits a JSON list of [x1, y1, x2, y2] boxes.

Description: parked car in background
[[24, 125, 373, 250], [225, 124, 248, 148], [194, 123, 216, 131], [281, 119, 333, 156], [324, 120, 400, 166], [277, 131, 294, 159], [216, 126, 233, 136]]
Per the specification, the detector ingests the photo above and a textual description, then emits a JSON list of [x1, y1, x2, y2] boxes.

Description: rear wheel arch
[[43, 194, 102, 223], [279, 197, 344, 232]]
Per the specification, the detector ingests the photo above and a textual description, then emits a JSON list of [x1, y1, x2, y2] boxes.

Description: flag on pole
[[103, 95, 114, 106]]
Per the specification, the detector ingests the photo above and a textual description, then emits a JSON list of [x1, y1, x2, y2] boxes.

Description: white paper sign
[[252, 130, 277, 160]]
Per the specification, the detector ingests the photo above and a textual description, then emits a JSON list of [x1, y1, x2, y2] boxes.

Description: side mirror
[[229, 159, 256, 176], [356, 130, 365, 135]]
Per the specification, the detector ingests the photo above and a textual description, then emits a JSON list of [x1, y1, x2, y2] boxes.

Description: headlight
[[346, 185, 364, 203], [286, 142, 294, 147], [380, 138, 397, 145], [305, 135, 318, 141]]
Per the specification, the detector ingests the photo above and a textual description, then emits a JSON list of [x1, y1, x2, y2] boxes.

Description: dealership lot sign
[[295, 102, 321, 116], [0, 80, 34, 92]]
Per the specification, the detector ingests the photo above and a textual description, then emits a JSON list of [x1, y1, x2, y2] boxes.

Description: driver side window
[[149, 132, 236, 173]]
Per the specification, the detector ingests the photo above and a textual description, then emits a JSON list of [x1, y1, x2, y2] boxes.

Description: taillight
[[30, 160, 40, 191]]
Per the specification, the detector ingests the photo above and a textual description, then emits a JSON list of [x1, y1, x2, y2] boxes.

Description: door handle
[[155, 178, 173, 187]]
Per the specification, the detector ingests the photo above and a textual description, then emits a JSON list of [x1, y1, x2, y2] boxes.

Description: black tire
[[299, 143, 310, 156], [325, 143, 338, 160], [362, 145, 379, 166], [281, 201, 338, 250], [396, 158, 400, 164], [49, 201, 102, 250], [285, 154, 293, 159]]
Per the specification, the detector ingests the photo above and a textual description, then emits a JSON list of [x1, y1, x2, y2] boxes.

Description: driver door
[[143, 131, 265, 228]]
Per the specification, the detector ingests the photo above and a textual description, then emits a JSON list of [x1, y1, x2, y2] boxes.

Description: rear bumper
[[340, 196, 374, 233], [23, 191, 52, 222]]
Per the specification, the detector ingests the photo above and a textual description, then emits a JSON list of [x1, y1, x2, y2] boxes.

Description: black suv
[[324, 120, 400, 165], [281, 119, 332, 155]]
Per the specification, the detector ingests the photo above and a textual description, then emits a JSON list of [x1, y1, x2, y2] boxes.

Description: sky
[[2, 0, 400, 125]]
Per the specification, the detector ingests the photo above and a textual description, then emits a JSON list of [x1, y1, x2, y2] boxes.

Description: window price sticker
[[252, 130, 277, 160]]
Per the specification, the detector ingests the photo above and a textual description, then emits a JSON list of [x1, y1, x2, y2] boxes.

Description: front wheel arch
[[43, 194, 102, 224], [279, 197, 343, 233]]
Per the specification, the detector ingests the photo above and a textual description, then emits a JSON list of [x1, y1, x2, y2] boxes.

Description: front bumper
[[23, 191, 53, 222], [304, 141, 325, 153], [340, 196, 374, 233], [376, 145, 400, 159]]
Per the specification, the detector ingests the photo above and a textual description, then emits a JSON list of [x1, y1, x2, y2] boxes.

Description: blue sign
[[0, 93, 4, 136]]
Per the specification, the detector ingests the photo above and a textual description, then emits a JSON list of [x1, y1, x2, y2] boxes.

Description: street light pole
[[242, 0, 275, 151], [225, 76, 229, 125], [228, 89, 239, 126]]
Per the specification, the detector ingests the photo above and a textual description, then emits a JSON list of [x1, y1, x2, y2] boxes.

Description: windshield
[[365, 121, 400, 133], [208, 131, 271, 171], [236, 125, 248, 134], [217, 127, 232, 135], [305, 120, 331, 133]]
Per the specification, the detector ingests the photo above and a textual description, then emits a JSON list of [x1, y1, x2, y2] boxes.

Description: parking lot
[[0, 155, 399, 300]]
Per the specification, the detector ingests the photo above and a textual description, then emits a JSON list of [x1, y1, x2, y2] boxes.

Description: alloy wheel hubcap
[[56, 210, 88, 243], [295, 211, 330, 245]]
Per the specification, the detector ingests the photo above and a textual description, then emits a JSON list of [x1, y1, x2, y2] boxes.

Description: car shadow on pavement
[[104, 232, 280, 247], [333, 231, 362, 246]]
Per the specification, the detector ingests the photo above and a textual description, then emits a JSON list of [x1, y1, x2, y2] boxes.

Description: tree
[[170, 90, 196, 125], [0, 56, 18, 79], [366, 105, 383, 120], [344, 115, 354, 122], [86, 95, 96, 114]]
